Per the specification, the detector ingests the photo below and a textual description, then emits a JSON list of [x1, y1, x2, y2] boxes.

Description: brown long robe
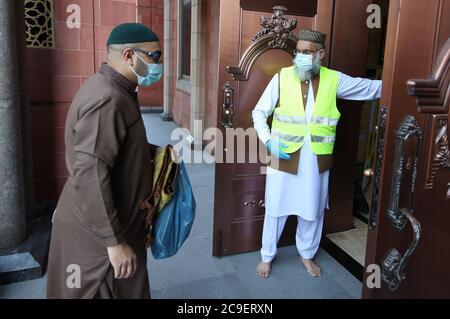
[[46, 63, 153, 299]]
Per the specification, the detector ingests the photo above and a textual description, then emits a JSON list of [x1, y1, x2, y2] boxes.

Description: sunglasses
[[133, 48, 162, 64]]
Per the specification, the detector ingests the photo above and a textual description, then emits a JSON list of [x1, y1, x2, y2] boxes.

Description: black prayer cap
[[297, 29, 327, 47], [107, 23, 159, 47]]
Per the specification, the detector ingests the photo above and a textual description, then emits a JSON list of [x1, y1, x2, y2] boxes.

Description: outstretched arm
[[337, 72, 382, 101]]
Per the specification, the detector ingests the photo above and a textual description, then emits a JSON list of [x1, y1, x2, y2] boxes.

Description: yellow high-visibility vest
[[271, 66, 340, 155]]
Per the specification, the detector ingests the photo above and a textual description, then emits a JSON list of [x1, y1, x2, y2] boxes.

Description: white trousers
[[260, 212, 324, 262]]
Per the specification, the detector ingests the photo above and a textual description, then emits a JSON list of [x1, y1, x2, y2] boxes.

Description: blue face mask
[[294, 53, 314, 72], [130, 53, 163, 87]]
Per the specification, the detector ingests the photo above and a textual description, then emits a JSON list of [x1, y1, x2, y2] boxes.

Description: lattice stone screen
[[25, 0, 55, 48]]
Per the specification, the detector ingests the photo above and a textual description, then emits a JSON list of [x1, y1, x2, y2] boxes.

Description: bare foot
[[300, 257, 321, 278], [256, 262, 272, 278]]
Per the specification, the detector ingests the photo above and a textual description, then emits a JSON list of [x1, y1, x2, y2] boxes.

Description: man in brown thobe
[[46, 23, 163, 299]]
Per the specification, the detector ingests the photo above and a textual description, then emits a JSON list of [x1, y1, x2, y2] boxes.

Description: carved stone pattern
[[25, 0, 55, 48], [252, 6, 297, 49]]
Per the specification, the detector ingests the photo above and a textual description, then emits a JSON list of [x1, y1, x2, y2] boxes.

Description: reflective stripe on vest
[[274, 114, 339, 127], [271, 66, 340, 155], [273, 131, 335, 144], [274, 113, 307, 125], [271, 131, 305, 144], [310, 116, 339, 127], [311, 135, 336, 144]]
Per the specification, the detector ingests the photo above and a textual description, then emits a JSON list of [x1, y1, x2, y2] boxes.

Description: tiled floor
[[0, 113, 362, 299], [326, 218, 368, 265]]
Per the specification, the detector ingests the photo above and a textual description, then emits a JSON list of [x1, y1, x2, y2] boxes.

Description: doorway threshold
[[320, 237, 364, 282]]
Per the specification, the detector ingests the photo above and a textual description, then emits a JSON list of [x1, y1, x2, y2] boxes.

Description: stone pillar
[[162, 0, 174, 121], [16, 0, 34, 220], [189, 0, 206, 145], [0, 0, 27, 249]]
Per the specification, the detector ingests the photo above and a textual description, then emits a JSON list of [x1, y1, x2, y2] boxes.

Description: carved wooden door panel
[[212, 0, 372, 256], [213, 0, 372, 256], [213, 1, 328, 256], [363, 0, 450, 298]]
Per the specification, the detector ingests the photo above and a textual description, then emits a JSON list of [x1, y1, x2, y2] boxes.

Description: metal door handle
[[368, 106, 389, 230], [364, 168, 374, 177], [387, 116, 422, 230], [221, 82, 234, 128], [381, 116, 423, 291], [382, 208, 422, 291], [244, 200, 265, 208]]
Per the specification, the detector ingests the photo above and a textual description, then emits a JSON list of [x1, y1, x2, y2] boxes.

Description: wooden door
[[363, 0, 450, 298], [212, 0, 372, 256], [213, 1, 308, 256]]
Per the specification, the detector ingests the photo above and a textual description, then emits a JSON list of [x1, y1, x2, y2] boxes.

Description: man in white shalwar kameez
[[252, 29, 382, 278]]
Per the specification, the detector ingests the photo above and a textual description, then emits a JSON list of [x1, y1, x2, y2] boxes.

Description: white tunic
[[252, 71, 382, 221]]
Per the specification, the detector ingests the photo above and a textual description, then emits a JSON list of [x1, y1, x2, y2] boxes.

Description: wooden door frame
[[213, 0, 241, 256], [363, 0, 449, 298], [325, 0, 373, 234], [213, 0, 375, 256]]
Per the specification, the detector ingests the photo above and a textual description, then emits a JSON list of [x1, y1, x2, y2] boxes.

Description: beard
[[295, 55, 321, 81]]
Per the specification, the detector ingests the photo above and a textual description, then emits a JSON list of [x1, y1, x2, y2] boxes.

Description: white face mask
[[294, 52, 322, 81], [294, 53, 314, 72]]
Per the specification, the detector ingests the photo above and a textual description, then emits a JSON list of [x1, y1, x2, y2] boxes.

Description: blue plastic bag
[[150, 161, 196, 259]]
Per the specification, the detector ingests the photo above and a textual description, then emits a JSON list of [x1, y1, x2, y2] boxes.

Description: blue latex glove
[[266, 140, 291, 160]]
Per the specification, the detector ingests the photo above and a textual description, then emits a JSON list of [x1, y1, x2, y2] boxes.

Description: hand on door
[[266, 140, 291, 160]]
